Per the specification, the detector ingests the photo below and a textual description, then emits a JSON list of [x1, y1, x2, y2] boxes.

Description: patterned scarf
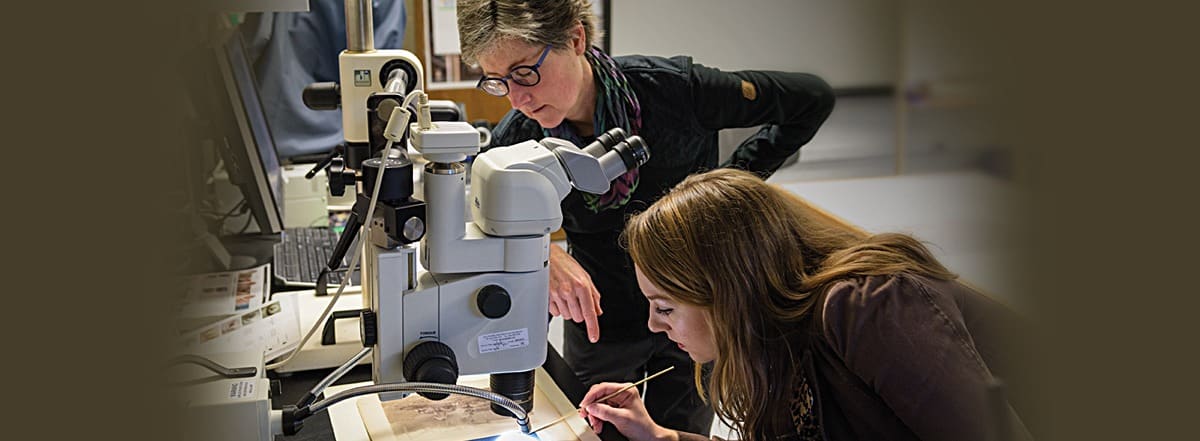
[[544, 46, 642, 213]]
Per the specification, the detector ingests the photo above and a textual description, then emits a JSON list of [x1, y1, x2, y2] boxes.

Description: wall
[[609, 0, 899, 89]]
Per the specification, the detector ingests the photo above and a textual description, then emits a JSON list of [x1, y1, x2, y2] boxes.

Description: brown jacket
[[790, 273, 1034, 441]]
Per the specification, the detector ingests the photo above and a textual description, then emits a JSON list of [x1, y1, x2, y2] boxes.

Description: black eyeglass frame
[[475, 45, 553, 97]]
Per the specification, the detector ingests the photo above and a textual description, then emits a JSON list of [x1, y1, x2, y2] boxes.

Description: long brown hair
[[623, 169, 955, 440]]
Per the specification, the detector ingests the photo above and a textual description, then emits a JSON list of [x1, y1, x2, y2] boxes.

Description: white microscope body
[[363, 119, 648, 411], [184, 2, 651, 438], [275, 0, 648, 427]]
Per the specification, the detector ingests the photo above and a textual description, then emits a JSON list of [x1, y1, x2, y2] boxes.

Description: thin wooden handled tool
[[529, 365, 676, 434]]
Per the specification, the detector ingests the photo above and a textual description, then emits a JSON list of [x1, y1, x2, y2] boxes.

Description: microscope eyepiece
[[578, 127, 628, 159], [612, 136, 650, 169], [583, 134, 651, 186], [594, 127, 627, 149]]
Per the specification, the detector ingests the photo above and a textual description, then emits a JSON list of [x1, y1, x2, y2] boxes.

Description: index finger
[[580, 382, 631, 407], [579, 288, 600, 343]]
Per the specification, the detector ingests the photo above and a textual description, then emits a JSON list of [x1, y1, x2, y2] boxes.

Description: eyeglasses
[[476, 45, 552, 97]]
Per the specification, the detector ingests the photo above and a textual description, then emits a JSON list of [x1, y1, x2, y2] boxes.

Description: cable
[[214, 198, 247, 222], [267, 90, 424, 371], [302, 382, 530, 432], [198, 196, 246, 219], [312, 347, 372, 398], [295, 347, 372, 408], [167, 354, 257, 379], [280, 381, 531, 436], [234, 210, 255, 234]]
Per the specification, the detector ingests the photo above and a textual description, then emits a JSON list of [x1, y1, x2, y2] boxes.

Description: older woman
[[579, 169, 1033, 441], [456, 1, 835, 433]]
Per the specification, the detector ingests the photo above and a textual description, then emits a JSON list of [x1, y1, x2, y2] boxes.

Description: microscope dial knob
[[402, 341, 459, 400], [476, 285, 512, 319], [401, 216, 425, 242], [302, 82, 340, 110]]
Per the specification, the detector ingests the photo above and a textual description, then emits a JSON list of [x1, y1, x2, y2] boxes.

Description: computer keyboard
[[273, 227, 358, 285]]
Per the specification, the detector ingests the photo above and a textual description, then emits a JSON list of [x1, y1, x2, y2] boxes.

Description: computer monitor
[[213, 30, 284, 236]]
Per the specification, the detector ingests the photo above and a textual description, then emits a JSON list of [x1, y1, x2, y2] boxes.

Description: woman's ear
[[571, 22, 588, 55]]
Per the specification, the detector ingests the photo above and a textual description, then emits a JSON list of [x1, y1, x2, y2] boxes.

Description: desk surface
[[274, 343, 624, 441]]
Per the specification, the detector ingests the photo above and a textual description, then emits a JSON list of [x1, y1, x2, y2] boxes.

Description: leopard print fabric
[[790, 370, 823, 440]]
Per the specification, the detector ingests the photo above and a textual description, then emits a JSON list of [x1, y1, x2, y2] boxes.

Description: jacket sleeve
[[821, 275, 1029, 441], [689, 64, 835, 176]]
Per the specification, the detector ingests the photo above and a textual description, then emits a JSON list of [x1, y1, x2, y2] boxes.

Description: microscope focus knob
[[401, 216, 425, 242], [302, 82, 340, 110], [476, 285, 511, 319], [402, 341, 458, 400]]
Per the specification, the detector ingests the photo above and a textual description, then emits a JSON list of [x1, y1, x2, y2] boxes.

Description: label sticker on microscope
[[228, 380, 256, 399], [354, 69, 371, 87], [478, 328, 530, 354]]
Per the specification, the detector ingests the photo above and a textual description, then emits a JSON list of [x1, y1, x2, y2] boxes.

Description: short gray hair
[[457, 0, 602, 66]]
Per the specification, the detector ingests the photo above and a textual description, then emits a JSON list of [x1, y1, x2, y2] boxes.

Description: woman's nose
[[507, 84, 532, 108], [647, 316, 667, 333]]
